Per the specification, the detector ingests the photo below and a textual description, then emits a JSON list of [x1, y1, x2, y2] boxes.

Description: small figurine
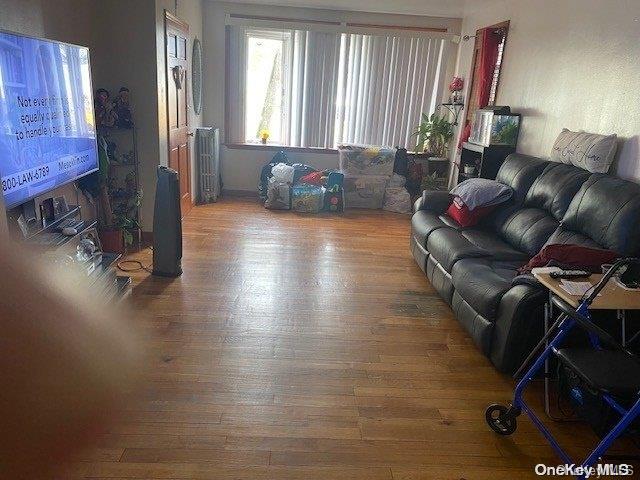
[[94, 88, 118, 128], [114, 87, 134, 129]]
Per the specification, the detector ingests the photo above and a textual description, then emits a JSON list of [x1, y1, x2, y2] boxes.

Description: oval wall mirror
[[192, 37, 202, 115]]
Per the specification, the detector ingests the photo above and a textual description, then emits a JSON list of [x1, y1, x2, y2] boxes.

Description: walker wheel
[[485, 403, 518, 435]]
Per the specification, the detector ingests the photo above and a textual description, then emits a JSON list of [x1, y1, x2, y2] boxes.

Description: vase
[[450, 91, 463, 104]]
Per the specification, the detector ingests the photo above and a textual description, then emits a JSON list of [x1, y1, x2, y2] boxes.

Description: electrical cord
[[117, 246, 153, 273]]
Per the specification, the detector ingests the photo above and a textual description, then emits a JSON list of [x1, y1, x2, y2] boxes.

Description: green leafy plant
[[413, 113, 455, 157], [493, 121, 519, 145], [421, 171, 447, 191], [113, 212, 140, 246]]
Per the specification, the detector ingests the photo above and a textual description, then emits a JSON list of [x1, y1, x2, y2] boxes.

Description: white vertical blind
[[226, 24, 449, 149], [334, 33, 447, 148], [287, 30, 341, 148]]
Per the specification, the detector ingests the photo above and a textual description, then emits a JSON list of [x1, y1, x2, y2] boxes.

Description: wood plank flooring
[[67, 198, 639, 479]]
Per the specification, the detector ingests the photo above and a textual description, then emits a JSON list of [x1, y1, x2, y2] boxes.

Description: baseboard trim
[[222, 189, 260, 199]]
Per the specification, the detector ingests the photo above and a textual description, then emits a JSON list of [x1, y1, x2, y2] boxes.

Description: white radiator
[[196, 127, 221, 203]]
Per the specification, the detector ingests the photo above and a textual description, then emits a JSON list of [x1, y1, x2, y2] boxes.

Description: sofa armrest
[[414, 190, 452, 214], [490, 284, 547, 374]]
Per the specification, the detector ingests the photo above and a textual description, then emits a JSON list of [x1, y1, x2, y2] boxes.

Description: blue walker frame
[[486, 258, 640, 479]]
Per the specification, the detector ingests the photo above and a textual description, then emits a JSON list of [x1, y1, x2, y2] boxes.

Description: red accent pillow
[[446, 201, 496, 227]]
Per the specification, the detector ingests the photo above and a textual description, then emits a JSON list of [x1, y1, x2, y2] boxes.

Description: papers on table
[[531, 267, 562, 275], [558, 280, 599, 297]]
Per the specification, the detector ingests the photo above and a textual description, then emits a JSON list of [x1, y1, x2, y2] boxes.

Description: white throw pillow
[[550, 129, 617, 173]]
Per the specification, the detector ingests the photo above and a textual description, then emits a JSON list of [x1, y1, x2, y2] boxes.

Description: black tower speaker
[[152, 166, 182, 277]]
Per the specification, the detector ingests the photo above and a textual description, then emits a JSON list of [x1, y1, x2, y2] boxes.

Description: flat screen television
[[0, 30, 98, 209]]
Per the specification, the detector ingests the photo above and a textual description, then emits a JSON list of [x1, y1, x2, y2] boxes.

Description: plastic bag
[[343, 175, 386, 209], [383, 187, 411, 214], [271, 163, 295, 184], [258, 151, 289, 200], [292, 163, 318, 184], [265, 178, 291, 210]]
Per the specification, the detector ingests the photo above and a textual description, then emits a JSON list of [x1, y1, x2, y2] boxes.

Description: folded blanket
[[450, 178, 513, 211], [518, 244, 618, 274]]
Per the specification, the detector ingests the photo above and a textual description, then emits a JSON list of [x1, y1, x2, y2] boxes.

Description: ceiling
[[222, 0, 468, 18]]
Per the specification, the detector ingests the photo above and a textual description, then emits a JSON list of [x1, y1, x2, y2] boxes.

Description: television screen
[[0, 31, 98, 209]]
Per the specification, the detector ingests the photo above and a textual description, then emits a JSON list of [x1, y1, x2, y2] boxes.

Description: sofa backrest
[[494, 154, 548, 204], [482, 154, 548, 230], [546, 174, 640, 256], [494, 161, 590, 256]]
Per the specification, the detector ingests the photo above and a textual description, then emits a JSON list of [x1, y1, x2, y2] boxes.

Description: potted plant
[[413, 112, 455, 160]]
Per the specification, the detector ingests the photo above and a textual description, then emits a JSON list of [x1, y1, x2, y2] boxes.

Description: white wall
[[455, 0, 640, 182], [91, 0, 159, 232], [202, 1, 462, 192]]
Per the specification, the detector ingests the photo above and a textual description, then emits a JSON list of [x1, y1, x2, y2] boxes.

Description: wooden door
[[165, 12, 192, 216]]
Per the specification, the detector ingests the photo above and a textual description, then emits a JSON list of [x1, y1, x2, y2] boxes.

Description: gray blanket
[[450, 178, 513, 211]]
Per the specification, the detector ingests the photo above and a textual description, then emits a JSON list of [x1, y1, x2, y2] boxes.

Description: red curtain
[[458, 27, 502, 149], [476, 27, 502, 109]]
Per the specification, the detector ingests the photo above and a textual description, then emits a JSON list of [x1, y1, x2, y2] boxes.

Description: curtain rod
[[225, 14, 460, 40]]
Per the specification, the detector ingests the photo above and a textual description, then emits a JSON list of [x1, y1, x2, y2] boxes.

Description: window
[[244, 30, 291, 144], [227, 24, 448, 149]]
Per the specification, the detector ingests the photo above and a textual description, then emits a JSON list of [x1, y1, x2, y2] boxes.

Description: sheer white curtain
[[335, 34, 447, 148], [226, 25, 247, 144]]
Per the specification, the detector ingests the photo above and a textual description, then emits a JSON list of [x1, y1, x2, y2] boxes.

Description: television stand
[[17, 205, 130, 301]]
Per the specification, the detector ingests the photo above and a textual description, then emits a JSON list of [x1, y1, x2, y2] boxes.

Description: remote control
[[549, 270, 591, 279]]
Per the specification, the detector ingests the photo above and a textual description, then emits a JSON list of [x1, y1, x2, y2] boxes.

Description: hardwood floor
[[68, 198, 638, 479]]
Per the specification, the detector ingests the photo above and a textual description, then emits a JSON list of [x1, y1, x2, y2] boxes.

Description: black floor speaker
[[152, 166, 182, 277]]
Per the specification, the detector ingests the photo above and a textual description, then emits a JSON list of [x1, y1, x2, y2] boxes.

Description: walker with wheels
[[485, 258, 640, 479]]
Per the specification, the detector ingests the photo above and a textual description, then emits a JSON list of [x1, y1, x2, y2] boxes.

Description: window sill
[[225, 143, 338, 155]]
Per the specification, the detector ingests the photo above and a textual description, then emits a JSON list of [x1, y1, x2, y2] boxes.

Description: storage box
[[338, 144, 396, 177], [343, 175, 387, 209]]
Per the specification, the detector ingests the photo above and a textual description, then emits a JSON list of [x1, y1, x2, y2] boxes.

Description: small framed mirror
[[192, 37, 202, 115]]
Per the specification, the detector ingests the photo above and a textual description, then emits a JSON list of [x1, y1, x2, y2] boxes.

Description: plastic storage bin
[[343, 175, 387, 209], [292, 184, 324, 213], [338, 144, 396, 176]]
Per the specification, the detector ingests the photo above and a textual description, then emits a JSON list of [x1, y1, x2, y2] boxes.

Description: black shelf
[[25, 205, 80, 240], [456, 143, 516, 185], [25, 220, 97, 248]]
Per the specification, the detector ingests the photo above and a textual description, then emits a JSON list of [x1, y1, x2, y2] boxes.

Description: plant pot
[[99, 228, 124, 253]]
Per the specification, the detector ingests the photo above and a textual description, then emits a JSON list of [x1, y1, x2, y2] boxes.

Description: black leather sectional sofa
[[410, 153, 640, 373]]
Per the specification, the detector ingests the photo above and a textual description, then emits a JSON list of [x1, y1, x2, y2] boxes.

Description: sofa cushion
[[494, 161, 591, 256], [494, 154, 549, 205], [452, 259, 521, 320], [461, 230, 530, 262], [426, 228, 490, 272], [496, 207, 561, 256], [482, 154, 548, 230], [412, 211, 448, 247], [545, 227, 601, 250], [560, 174, 640, 256], [524, 162, 591, 220]]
